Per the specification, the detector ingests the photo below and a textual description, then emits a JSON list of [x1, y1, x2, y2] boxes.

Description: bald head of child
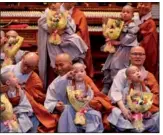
[[121, 4, 134, 22], [126, 65, 142, 83], [1, 71, 19, 88]]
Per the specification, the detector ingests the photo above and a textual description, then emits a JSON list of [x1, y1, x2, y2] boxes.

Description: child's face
[[7, 72, 19, 87], [121, 6, 133, 22], [73, 66, 86, 82], [128, 67, 141, 82]]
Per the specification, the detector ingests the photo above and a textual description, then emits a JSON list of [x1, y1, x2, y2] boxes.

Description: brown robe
[[72, 8, 94, 77], [144, 72, 159, 114], [25, 72, 59, 132], [139, 18, 159, 80]]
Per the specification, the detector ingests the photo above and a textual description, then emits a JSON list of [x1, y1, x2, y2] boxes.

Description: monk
[[44, 53, 113, 132], [137, 2, 158, 80], [60, 2, 94, 77], [38, 3, 88, 88], [108, 46, 159, 132], [0, 30, 28, 67], [1, 52, 58, 132]]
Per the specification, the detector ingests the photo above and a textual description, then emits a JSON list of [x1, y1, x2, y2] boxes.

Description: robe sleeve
[[84, 75, 100, 93], [38, 14, 49, 32], [25, 72, 46, 104], [110, 70, 126, 103], [140, 19, 156, 35], [44, 82, 58, 113], [14, 50, 28, 63], [120, 23, 139, 46], [145, 72, 159, 114]]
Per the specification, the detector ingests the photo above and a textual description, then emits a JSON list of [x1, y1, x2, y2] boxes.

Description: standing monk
[[137, 2, 158, 80], [60, 3, 94, 77]]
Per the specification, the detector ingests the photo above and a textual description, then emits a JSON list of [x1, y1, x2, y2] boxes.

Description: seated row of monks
[[0, 46, 159, 133], [0, 2, 159, 133]]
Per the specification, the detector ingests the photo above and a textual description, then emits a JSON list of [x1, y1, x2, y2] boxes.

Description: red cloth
[[7, 24, 29, 29], [139, 18, 158, 78], [72, 8, 94, 78], [25, 72, 58, 132], [145, 72, 159, 114]]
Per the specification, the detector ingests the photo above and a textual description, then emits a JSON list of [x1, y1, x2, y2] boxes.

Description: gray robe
[[108, 67, 159, 132], [44, 75, 104, 133], [102, 22, 139, 85], [7, 88, 38, 133], [38, 10, 88, 88]]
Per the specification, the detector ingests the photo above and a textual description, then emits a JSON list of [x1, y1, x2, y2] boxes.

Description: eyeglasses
[[131, 53, 145, 56]]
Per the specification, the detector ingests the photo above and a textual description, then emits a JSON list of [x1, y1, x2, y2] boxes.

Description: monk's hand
[[56, 101, 65, 112], [143, 111, 152, 119], [121, 107, 133, 121]]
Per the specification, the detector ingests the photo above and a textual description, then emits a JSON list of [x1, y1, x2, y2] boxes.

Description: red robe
[[139, 18, 159, 80], [72, 8, 94, 78], [25, 72, 59, 132]]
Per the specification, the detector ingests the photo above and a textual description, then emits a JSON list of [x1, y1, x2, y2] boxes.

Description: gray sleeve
[[120, 23, 139, 46], [38, 13, 49, 32], [44, 82, 58, 113], [14, 50, 28, 63], [109, 69, 126, 103]]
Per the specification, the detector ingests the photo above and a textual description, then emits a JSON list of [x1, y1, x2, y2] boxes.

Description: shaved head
[[55, 53, 72, 64], [23, 52, 39, 66], [21, 52, 39, 74], [130, 46, 145, 54], [55, 53, 72, 76], [73, 63, 86, 70], [123, 4, 134, 13], [137, 2, 152, 17], [6, 30, 18, 37]]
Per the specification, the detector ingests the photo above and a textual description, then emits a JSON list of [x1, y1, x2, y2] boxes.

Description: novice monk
[[1, 52, 58, 133], [60, 2, 94, 77], [1, 71, 39, 133], [0, 82, 19, 133], [38, 3, 88, 88], [102, 5, 139, 95], [66, 63, 95, 126], [45, 53, 113, 132], [124, 65, 153, 132], [1, 30, 27, 67]]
